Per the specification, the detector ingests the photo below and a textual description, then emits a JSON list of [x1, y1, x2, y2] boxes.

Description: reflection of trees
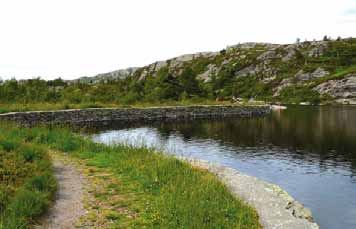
[[153, 106, 356, 175]]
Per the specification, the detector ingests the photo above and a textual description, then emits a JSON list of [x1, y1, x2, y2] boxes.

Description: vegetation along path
[[0, 122, 261, 228]]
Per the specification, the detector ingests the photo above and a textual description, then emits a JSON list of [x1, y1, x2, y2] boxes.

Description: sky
[[0, 0, 355, 80]]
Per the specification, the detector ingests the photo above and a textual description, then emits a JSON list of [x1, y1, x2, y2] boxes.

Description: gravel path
[[38, 156, 85, 229]]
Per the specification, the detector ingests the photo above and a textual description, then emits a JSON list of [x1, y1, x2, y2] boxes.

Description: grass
[[0, 122, 261, 228], [0, 102, 108, 114], [0, 123, 57, 228], [0, 100, 265, 114]]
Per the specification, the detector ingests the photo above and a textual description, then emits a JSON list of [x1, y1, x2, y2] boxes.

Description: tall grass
[[0, 123, 57, 229], [6, 124, 260, 228], [0, 123, 260, 228]]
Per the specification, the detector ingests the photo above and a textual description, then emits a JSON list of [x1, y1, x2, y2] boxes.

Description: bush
[[18, 144, 45, 162], [25, 174, 57, 194], [0, 186, 10, 212], [280, 85, 321, 104], [7, 189, 48, 219], [0, 139, 16, 152]]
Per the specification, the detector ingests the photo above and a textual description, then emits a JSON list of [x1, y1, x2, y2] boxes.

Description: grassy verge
[[0, 100, 266, 114], [0, 124, 57, 228], [0, 122, 261, 228]]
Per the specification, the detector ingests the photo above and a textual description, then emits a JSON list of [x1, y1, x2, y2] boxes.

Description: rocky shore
[[187, 158, 319, 229]]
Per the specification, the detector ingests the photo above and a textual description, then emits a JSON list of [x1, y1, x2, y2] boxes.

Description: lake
[[90, 106, 356, 229]]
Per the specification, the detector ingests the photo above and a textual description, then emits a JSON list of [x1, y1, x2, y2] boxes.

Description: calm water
[[90, 106, 356, 229]]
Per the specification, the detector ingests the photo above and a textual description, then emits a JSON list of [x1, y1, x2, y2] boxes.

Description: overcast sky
[[0, 0, 355, 80]]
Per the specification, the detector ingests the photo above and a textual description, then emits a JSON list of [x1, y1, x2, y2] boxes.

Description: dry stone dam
[[0, 105, 270, 125]]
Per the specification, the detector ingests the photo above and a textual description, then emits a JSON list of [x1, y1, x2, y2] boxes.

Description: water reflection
[[90, 106, 356, 229]]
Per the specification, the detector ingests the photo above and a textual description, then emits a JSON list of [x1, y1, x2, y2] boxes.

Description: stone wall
[[0, 105, 270, 125]]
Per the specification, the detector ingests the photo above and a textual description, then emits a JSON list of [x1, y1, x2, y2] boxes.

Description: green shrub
[[0, 186, 10, 213], [7, 189, 48, 219], [0, 139, 16, 152], [18, 144, 45, 162], [25, 174, 57, 194], [280, 85, 321, 104]]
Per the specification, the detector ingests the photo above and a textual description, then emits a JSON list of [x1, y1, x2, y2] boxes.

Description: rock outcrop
[[197, 64, 220, 82], [74, 67, 139, 84], [313, 74, 356, 104], [295, 68, 329, 81]]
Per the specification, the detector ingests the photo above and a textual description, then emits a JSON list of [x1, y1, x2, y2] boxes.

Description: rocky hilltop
[[74, 67, 138, 84], [76, 38, 356, 104]]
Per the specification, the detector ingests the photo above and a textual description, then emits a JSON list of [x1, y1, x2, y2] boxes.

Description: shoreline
[[186, 158, 319, 229]]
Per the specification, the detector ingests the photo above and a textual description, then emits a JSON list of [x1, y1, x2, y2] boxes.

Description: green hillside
[[1, 38, 356, 109]]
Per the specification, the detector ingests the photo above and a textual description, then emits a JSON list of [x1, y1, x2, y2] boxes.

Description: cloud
[[344, 8, 356, 15]]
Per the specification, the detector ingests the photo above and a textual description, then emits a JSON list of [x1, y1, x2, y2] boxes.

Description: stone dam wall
[[0, 105, 270, 125]]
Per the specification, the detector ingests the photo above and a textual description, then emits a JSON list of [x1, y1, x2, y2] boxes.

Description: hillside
[[76, 38, 356, 105], [1, 38, 356, 106]]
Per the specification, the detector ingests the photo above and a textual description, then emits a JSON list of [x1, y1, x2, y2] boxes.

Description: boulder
[[263, 76, 277, 83], [257, 50, 277, 61], [235, 66, 257, 77], [312, 67, 329, 78], [295, 70, 311, 81], [282, 46, 297, 62], [295, 68, 329, 81], [307, 42, 327, 58], [197, 64, 220, 82]]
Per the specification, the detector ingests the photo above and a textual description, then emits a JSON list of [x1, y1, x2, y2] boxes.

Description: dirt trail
[[38, 156, 86, 229]]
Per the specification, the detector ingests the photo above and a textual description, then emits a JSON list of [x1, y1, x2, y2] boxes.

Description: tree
[[211, 66, 235, 97], [47, 78, 66, 87], [296, 38, 301, 43], [323, 35, 329, 41], [145, 67, 182, 101], [178, 67, 201, 98]]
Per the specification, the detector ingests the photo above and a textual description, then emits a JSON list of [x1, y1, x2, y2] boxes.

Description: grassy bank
[[0, 124, 57, 228], [0, 100, 265, 114], [0, 122, 260, 228]]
